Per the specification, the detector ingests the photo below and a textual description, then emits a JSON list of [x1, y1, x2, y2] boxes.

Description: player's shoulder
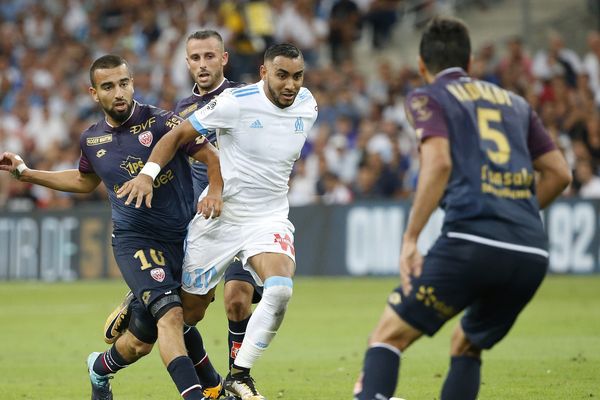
[[228, 83, 260, 98], [142, 103, 174, 118], [296, 87, 315, 103], [175, 96, 197, 117]]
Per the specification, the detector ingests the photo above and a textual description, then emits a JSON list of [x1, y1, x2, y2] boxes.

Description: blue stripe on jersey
[[231, 85, 257, 94], [234, 91, 259, 98], [189, 113, 208, 134]]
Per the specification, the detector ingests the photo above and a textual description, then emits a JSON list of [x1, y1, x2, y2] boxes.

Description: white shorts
[[181, 214, 296, 295]]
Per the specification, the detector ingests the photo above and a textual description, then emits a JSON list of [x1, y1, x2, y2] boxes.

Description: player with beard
[[117, 43, 318, 400], [103, 30, 264, 376], [0, 55, 228, 400]]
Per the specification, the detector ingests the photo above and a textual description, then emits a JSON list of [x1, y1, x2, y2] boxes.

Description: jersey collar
[[103, 101, 140, 131], [434, 67, 468, 82], [191, 78, 228, 98]]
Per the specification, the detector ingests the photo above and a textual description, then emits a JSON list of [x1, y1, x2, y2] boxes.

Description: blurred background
[[2, 0, 600, 279]]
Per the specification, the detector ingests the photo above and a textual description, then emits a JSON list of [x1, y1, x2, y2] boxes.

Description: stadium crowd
[[0, 0, 599, 210]]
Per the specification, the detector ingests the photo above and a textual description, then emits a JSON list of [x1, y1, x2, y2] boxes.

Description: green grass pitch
[[1, 275, 599, 399]]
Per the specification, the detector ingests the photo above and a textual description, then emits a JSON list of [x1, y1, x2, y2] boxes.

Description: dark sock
[[228, 316, 250, 368], [184, 325, 220, 387], [440, 356, 481, 400], [356, 344, 401, 400], [92, 345, 130, 376], [167, 356, 204, 400]]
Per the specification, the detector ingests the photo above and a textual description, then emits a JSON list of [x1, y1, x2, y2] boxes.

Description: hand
[[0, 152, 27, 179], [116, 175, 155, 208], [197, 193, 223, 219], [400, 238, 423, 296]]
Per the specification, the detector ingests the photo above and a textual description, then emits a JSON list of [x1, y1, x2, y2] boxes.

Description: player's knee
[[183, 306, 207, 326], [450, 325, 481, 358], [225, 296, 252, 321], [224, 283, 253, 320], [263, 276, 293, 310]]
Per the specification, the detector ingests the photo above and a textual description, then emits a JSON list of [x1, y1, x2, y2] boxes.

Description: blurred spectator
[[0, 0, 597, 211], [319, 171, 353, 204], [274, 0, 328, 67], [533, 30, 582, 87], [328, 0, 362, 64], [575, 158, 600, 198]]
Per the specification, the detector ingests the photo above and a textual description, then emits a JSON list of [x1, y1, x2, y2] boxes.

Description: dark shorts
[[224, 258, 263, 304], [112, 235, 184, 343], [390, 236, 548, 349]]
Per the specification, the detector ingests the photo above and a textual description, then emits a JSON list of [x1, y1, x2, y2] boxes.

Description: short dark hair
[[264, 43, 303, 63], [89, 54, 129, 87], [419, 16, 471, 74], [187, 30, 224, 44]]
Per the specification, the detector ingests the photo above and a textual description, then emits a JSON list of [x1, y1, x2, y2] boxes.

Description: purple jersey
[[405, 68, 557, 249], [175, 79, 244, 201], [79, 102, 206, 242]]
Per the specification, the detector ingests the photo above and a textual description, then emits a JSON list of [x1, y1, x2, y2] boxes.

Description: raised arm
[[191, 142, 224, 219], [116, 120, 200, 208], [0, 152, 101, 193]]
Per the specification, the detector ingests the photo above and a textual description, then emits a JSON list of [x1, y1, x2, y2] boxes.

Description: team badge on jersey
[[294, 117, 304, 133], [138, 131, 153, 147], [150, 268, 166, 282]]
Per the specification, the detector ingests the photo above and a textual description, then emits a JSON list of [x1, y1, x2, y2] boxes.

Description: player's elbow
[[556, 166, 572, 191]]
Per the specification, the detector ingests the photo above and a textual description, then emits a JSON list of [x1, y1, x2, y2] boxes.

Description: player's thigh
[[112, 235, 184, 312], [240, 219, 297, 284], [461, 250, 548, 349], [393, 237, 478, 337], [182, 215, 242, 295], [224, 258, 263, 304]]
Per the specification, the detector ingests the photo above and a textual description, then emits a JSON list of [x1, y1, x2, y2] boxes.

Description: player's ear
[[417, 56, 427, 79], [260, 64, 267, 80], [222, 51, 229, 66], [88, 86, 99, 103]]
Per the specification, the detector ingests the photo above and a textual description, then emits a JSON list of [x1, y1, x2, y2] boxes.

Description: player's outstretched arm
[[117, 120, 200, 208], [191, 142, 223, 219], [401, 137, 452, 295], [0, 152, 101, 193], [533, 149, 572, 209]]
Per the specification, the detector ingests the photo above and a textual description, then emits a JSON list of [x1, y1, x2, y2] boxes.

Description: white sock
[[233, 276, 293, 369]]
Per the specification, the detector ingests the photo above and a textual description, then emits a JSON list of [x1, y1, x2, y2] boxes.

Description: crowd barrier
[[0, 199, 597, 280]]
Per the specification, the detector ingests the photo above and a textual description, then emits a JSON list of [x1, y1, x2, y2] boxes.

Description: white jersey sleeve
[[188, 90, 239, 134]]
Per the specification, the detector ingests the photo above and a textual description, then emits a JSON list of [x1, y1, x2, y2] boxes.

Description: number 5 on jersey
[[478, 107, 510, 165]]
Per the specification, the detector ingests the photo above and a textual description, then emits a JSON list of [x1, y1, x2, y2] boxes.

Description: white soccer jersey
[[189, 80, 318, 224]]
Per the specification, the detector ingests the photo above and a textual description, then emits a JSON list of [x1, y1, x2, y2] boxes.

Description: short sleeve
[[405, 91, 449, 142], [78, 150, 95, 173], [527, 109, 557, 159], [189, 92, 240, 134]]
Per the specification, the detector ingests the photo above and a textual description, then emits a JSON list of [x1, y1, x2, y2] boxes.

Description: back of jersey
[[408, 69, 549, 250]]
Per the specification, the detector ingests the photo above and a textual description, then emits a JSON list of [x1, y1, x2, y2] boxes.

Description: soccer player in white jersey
[[117, 43, 318, 400]]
